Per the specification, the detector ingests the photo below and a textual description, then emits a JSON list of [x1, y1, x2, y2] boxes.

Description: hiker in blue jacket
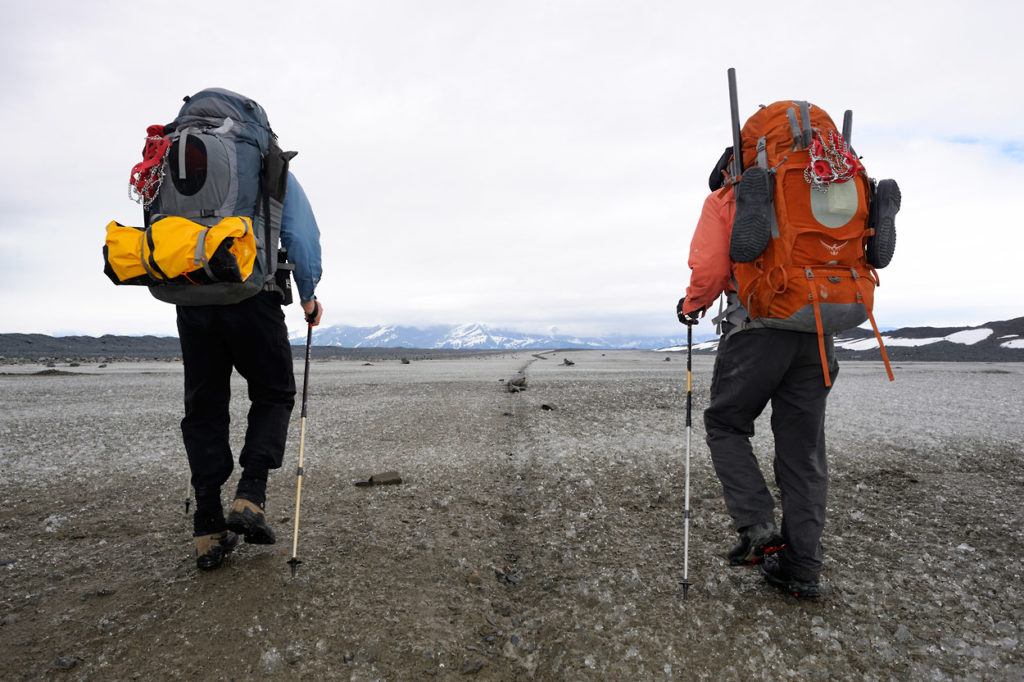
[[178, 171, 324, 570]]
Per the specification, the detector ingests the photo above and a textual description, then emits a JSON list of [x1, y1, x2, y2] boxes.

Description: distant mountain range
[[1, 317, 1022, 362], [291, 322, 696, 351], [295, 318, 1024, 361]]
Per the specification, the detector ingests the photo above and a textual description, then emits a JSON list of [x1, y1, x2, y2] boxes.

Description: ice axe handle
[[728, 68, 743, 179]]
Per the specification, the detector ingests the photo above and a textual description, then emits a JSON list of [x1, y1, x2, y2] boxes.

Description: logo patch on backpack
[[819, 240, 848, 257]]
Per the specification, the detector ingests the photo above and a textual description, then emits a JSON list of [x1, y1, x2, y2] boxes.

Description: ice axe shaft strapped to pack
[[288, 301, 319, 577], [728, 67, 743, 180]]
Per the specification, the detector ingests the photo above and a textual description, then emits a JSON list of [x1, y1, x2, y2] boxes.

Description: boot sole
[[730, 166, 773, 263], [867, 178, 900, 268]]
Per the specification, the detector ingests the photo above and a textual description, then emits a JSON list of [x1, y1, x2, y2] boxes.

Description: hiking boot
[[729, 165, 773, 263], [727, 521, 785, 566], [866, 178, 901, 269], [194, 530, 238, 571], [226, 498, 276, 544], [761, 554, 822, 600]]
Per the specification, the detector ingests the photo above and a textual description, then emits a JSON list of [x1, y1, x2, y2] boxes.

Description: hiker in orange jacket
[[678, 181, 836, 600]]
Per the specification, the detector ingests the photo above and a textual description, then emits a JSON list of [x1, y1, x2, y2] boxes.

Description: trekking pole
[[288, 303, 318, 577], [681, 322, 694, 600], [184, 474, 191, 517]]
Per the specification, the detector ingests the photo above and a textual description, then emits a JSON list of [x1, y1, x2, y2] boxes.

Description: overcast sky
[[1, 0, 1021, 338]]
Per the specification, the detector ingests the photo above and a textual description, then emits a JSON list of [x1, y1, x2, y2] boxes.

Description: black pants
[[177, 291, 296, 522], [704, 328, 837, 581]]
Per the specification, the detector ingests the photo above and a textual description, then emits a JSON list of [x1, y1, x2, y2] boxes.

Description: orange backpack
[[727, 99, 895, 386]]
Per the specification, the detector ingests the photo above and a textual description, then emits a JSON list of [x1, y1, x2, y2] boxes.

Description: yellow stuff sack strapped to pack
[[103, 216, 257, 286]]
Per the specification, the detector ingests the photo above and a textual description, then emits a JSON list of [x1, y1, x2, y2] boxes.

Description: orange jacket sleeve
[[683, 187, 735, 315]]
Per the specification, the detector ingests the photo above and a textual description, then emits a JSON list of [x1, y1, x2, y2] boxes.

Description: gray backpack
[[137, 88, 295, 306]]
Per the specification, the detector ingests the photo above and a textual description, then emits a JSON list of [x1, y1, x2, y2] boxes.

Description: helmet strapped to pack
[[723, 75, 900, 386], [105, 88, 296, 306]]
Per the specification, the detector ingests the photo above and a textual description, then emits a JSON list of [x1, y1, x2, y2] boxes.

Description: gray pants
[[704, 327, 837, 581]]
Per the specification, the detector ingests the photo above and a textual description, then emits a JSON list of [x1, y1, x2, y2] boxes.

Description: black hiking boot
[[727, 521, 785, 566], [761, 554, 822, 600], [729, 165, 772, 263], [226, 498, 276, 545], [194, 530, 239, 571], [866, 178, 901, 269]]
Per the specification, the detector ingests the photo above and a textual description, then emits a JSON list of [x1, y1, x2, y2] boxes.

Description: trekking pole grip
[[304, 300, 320, 325]]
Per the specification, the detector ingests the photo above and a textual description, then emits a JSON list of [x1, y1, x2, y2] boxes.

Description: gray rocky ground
[[1, 352, 1022, 680]]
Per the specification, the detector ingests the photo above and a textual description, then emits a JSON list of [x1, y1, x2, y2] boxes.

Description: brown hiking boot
[[194, 530, 238, 570], [226, 498, 276, 545]]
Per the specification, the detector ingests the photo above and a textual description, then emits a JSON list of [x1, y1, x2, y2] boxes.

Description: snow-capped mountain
[[295, 318, 1024, 358], [658, 317, 1024, 361], [292, 317, 1024, 359], [290, 322, 700, 351]]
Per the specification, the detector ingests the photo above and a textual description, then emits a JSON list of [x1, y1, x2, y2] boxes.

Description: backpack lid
[[740, 100, 839, 172], [171, 88, 273, 155]]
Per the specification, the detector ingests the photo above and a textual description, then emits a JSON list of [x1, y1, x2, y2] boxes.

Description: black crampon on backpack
[[104, 87, 295, 305]]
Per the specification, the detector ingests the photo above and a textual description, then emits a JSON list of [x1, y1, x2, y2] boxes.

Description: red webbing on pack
[[806, 269, 832, 388], [853, 271, 895, 382], [129, 125, 170, 203], [864, 306, 894, 382]]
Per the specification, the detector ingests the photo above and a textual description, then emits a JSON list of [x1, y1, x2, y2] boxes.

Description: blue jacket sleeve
[[280, 172, 323, 303]]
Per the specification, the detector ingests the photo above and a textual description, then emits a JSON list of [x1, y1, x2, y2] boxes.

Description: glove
[[676, 297, 703, 326], [303, 298, 322, 325]]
